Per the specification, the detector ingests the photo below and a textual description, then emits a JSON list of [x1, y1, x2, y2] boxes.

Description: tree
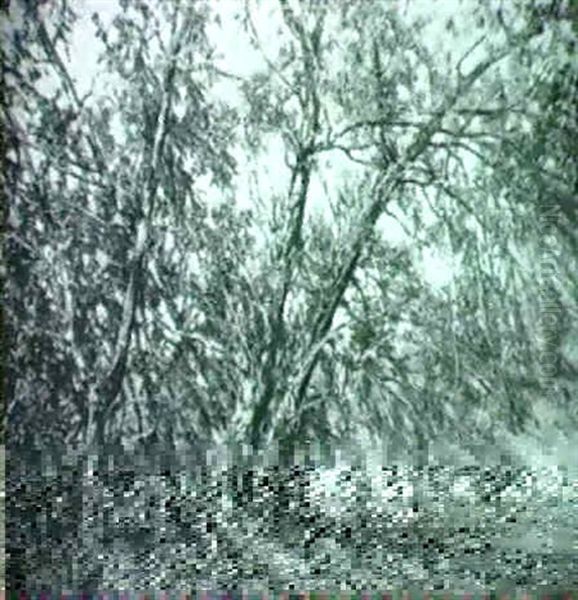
[[4, 0, 237, 452], [231, 0, 573, 452], [5, 1, 578, 591], [4, 0, 576, 464]]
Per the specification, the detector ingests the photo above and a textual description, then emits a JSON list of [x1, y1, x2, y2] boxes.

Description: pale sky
[[51, 0, 524, 292]]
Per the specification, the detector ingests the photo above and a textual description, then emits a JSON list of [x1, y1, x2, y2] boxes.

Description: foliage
[[4, 0, 578, 591]]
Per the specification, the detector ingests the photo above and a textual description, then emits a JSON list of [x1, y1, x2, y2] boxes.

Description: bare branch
[[456, 35, 487, 81]]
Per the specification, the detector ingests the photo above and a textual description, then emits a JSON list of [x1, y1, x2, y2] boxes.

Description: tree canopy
[[4, 0, 578, 593], [4, 0, 577, 460]]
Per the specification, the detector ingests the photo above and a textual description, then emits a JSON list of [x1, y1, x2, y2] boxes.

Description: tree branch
[[286, 36, 523, 426], [248, 0, 325, 448], [35, 19, 108, 176], [86, 9, 187, 449]]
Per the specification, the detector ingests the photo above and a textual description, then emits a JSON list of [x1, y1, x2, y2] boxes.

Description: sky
[[39, 0, 512, 292]]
